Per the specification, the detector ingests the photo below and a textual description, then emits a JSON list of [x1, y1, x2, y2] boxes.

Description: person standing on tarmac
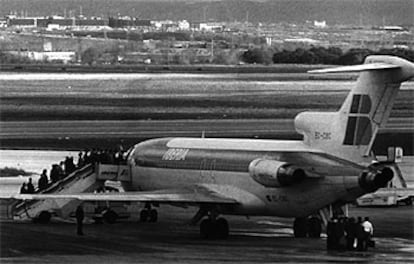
[[75, 204, 85, 236], [335, 217, 346, 250], [326, 217, 337, 250], [362, 217, 374, 250], [345, 217, 357, 250], [356, 217, 366, 251]]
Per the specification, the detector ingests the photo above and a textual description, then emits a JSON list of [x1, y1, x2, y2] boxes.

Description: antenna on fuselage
[[201, 130, 206, 138]]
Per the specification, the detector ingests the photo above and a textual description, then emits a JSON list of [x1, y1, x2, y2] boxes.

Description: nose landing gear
[[195, 207, 229, 239], [200, 217, 229, 239]]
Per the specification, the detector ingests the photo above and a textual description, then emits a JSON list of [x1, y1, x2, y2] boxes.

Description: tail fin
[[295, 55, 414, 164]]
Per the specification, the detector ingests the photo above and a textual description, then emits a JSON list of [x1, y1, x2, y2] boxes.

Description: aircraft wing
[[0, 185, 238, 205]]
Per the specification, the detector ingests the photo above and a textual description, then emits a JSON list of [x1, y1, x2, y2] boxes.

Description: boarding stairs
[[11, 163, 131, 222]]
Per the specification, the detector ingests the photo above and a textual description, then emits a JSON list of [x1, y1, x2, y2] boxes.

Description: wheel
[[140, 209, 149, 222], [200, 219, 211, 239], [37, 211, 51, 224], [103, 209, 118, 224], [307, 217, 321, 238], [293, 217, 308, 238], [216, 218, 229, 239], [149, 209, 158, 223]]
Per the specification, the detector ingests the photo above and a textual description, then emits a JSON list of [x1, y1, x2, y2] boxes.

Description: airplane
[[2, 55, 414, 239]]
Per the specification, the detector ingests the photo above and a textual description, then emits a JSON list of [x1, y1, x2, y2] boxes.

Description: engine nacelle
[[248, 159, 306, 188], [359, 167, 394, 192]]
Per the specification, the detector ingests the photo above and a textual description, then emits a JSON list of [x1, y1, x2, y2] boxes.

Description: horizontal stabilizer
[[308, 63, 400, 74]]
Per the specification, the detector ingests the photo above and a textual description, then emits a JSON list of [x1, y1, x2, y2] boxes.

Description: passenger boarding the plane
[[20, 182, 27, 194], [38, 169, 49, 191], [26, 178, 35, 194]]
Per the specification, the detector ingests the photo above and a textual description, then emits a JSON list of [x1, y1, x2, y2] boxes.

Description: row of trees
[[2, 46, 413, 65], [241, 47, 414, 65]]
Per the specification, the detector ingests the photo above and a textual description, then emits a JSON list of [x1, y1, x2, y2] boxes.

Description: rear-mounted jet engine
[[249, 159, 306, 187]]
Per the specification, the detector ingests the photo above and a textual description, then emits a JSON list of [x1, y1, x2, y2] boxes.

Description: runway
[[1, 206, 413, 263], [1, 118, 413, 154], [1, 118, 413, 138]]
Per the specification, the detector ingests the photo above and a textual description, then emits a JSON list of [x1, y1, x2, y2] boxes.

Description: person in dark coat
[[26, 178, 35, 194], [77, 152, 85, 168], [38, 169, 48, 191], [334, 217, 345, 250], [326, 218, 336, 250], [356, 217, 365, 251], [20, 182, 28, 194], [50, 164, 59, 183], [75, 205, 84, 236], [65, 157, 76, 175], [345, 217, 357, 250], [58, 162, 65, 180]]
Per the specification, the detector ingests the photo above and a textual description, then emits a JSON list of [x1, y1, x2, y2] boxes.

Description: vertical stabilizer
[[295, 56, 414, 164]]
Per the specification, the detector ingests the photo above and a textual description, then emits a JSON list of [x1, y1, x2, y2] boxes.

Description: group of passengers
[[20, 155, 79, 194], [327, 216, 374, 251], [80, 149, 127, 166], [20, 148, 127, 194], [19, 177, 35, 194]]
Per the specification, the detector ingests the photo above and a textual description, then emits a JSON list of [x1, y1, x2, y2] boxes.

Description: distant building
[[379, 26, 406, 32], [7, 15, 107, 30], [191, 22, 224, 32], [109, 17, 151, 28], [314, 20, 327, 28], [8, 17, 36, 28], [265, 37, 272, 46], [6, 51, 76, 64], [0, 18, 7, 27], [178, 20, 190, 31], [152, 20, 180, 32], [43, 41, 53, 52]]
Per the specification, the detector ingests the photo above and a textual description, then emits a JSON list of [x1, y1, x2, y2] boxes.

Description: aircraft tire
[[216, 218, 229, 239], [149, 209, 158, 223], [293, 217, 308, 238], [103, 210, 118, 224], [140, 209, 149, 222], [37, 211, 51, 224]]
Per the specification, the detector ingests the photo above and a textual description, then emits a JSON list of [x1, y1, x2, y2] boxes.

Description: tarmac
[[1, 205, 413, 264]]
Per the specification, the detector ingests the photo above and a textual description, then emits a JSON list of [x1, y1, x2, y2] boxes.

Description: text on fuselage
[[162, 148, 189, 161], [314, 131, 331, 140]]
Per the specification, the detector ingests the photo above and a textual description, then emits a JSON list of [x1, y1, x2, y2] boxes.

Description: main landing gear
[[192, 207, 229, 239], [139, 203, 158, 223]]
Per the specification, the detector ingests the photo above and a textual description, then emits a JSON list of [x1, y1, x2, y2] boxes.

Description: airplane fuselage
[[126, 137, 367, 217]]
